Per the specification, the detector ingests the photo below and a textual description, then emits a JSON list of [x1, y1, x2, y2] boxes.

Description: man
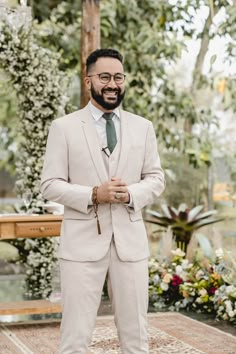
[[41, 48, 165, 354]]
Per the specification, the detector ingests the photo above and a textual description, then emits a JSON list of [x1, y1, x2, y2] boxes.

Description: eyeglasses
[[87, 72, 126, 84]]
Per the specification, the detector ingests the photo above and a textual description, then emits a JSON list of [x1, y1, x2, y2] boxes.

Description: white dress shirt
[[88, 101, 120, 148], [88, 101, 132, 206]]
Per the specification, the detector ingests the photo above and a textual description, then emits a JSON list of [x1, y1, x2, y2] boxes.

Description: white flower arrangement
[[214, 285, 236, 325], [0, 21, 70, 298]]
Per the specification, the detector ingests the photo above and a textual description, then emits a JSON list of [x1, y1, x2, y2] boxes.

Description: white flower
[[175, 265, 183, 275], [171, 248, 185, 257], [199, 289, 207, 296], [196, 270, 204, 280], [226, 285, 235, 295], [153, 274, 160, 285], [215, 248, 224, 258], [160, 282, 169, 291], [225, 300, 232, 312], [181, 259, 189, 269]]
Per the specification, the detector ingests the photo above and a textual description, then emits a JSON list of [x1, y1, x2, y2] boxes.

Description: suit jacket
[[40, 104, 165, 262]]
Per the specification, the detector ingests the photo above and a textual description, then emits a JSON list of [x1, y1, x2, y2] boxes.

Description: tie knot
[[103, 112, 114, 121]]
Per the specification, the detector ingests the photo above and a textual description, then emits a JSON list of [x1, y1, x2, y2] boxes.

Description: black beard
[[91, 85, 125, 110]]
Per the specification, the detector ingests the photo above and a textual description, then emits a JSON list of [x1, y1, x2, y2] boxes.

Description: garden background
[[0, 0, 236, 327]]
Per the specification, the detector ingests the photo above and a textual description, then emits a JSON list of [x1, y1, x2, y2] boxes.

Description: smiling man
[[41, 48, 165, 354]]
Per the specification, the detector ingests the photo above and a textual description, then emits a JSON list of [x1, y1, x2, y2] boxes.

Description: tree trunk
[[80, 0, 100, 108]]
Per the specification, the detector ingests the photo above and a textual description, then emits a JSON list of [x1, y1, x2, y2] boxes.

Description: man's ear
[[84, 76, 91, 91]]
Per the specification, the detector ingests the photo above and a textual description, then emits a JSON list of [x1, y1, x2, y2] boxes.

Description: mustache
[[102, 87, 120, 94]]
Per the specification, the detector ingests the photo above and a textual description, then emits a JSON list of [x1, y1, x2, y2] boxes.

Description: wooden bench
[[0, 214, 63, 317]]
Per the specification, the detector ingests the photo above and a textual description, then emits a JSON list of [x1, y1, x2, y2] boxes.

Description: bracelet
[[92, 186, 101, 235]]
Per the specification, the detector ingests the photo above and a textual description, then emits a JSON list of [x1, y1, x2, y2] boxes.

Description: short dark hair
[[86, 48, 123, 74]]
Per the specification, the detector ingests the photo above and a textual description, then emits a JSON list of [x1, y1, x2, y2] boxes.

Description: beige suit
[[41, 104, 165, 353]]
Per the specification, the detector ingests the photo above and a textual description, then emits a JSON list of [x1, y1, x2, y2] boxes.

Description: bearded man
[[41, 48, 165, 354]]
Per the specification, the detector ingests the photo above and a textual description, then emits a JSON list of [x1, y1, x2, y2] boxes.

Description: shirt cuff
[[88, 188, 93, 205], [125, 191, 133, 207]]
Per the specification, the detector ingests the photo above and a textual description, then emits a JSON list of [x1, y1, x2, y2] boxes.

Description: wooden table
[[0, 214, 63, 317], [0, 214, 62, 240]]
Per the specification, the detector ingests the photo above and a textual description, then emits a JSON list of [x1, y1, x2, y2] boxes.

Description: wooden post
[[80, 0, 100, 108]]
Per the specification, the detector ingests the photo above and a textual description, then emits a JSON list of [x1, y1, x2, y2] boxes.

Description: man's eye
[[115, 75, 123, 80], [100, 74, 110, 80]]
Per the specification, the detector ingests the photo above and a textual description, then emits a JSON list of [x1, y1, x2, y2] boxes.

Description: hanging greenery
[[0, 21, 69, 298]]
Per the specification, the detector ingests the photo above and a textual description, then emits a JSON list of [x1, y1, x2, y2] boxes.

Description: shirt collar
[[89, 101, 120, 122]]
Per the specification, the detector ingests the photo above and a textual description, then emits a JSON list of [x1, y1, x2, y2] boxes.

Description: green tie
[[103, 113, 117, 153]]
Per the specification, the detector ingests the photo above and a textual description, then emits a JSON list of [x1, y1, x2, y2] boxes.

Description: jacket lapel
[[115, 109, 130, 177], [81, 106, 108, 183]]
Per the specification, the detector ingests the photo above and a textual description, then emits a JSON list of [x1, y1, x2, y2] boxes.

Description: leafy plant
[[146, 204, 224, 253]]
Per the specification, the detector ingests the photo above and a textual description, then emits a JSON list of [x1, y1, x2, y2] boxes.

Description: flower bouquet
[[178, 263, 223, 313], [149, 248, 190, 309], [148, 247, 236, 325]]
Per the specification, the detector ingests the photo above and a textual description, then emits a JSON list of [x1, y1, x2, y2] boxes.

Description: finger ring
[[115, 192, 121, 199]]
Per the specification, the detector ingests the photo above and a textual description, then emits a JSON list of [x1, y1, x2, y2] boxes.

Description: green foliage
[[0, 23, 70, 212], [161, 153, 208, 207], [100, 0, 235, 168], [0, 241, 19, 261], [0, 71, 18, 174], [0, 20, 70, 298], [101, 0, 185, 117], [33, 1, 81, 71], [32, 0, 66, 23], [14, 0, 235, 169]]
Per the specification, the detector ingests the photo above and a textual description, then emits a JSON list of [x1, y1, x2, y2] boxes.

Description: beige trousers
[[59, 240, 149, 354]]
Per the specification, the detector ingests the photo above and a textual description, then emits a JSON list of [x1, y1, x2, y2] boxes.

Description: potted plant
[[146, 204, 223, 253]]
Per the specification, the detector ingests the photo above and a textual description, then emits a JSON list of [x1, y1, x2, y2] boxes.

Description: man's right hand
[[97, 178, 129, 204]]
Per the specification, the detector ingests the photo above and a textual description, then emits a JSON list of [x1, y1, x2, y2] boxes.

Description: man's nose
[[108, 76, 118, 87]]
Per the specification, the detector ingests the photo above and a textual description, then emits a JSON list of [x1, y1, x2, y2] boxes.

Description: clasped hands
[[97, 177, 130, 204]]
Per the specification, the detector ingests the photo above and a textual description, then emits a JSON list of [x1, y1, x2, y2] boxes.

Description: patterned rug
[[0, 313, 236, 354]]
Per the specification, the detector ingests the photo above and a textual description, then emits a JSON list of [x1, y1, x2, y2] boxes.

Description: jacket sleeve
[[40, 120, 92, 214], [127, 122, 165, 212]]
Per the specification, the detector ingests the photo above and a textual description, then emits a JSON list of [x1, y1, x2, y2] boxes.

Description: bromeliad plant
[[146, 204, 223, 253]]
